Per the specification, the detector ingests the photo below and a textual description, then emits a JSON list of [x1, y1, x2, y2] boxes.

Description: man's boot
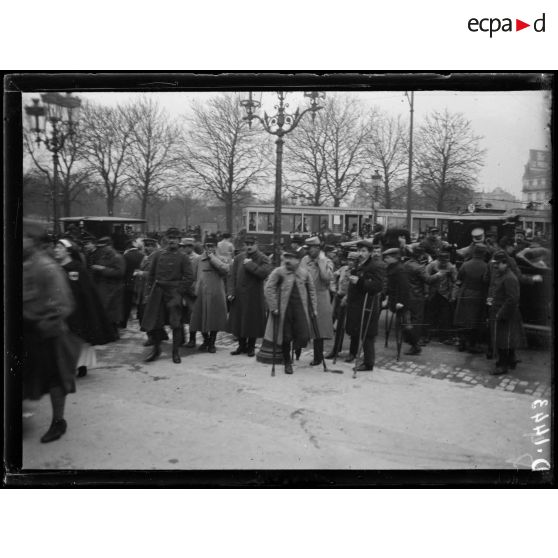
[[491, 349, 508, 375], [231, 337, 247, 355], [208, 331, 217, 353], [246, 338, 256, 357], [180, 326, 187, 346], [282, 343, 293, 374], [310, 338, 324, 366], [145, 343, 161, 362], [172, 328, 182, 363], [508, 349, 521, 370], [404, 345, 422, 356], [185, 331, 196, 348], [198, 333, 210, 352]]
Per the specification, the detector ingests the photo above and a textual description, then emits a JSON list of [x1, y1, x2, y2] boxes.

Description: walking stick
[[271, 282, 282, 377], [353, 293, 376, 379], [395, 310, 404, 361], [271, 311, 277, 377], [332, 304, 346, 365], [384, 307, 395, 348], [310, 310, 343, 374]]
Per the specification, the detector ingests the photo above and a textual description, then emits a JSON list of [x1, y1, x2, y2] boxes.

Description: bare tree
[[322, 96, 370, 207], [124, 97, 183, 220], [78, 102, 135, 215], [413, 110, 486, 212], [24, 129, 93, 217], [365, 112, 407, 209], [181, 94, 270, 232], [284, 115, 328, 206]]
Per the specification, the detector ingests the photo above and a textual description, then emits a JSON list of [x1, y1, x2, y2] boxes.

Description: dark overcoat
[[489, 268, 526, 350], [345, 256, 385, 339], [227, 250, 272, 338], [190, 253, 230, 332], [123, 247, 145, 294], [141, 248, 195, 331], [385, 261, 411, 312], [23, 250, 79, 399], [62, 259, 118, 345], [263, 266, 318, 346], [454, 256, 488, 329], [90, 246, 126, 324]]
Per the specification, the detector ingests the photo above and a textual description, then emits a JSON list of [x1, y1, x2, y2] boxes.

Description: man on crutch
[[382, 247, 416, 356], [344, 239, 385, 372], [263, 250, 317, 375]]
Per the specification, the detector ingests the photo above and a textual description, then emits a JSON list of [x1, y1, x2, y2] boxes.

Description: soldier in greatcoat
[[343, 239, 385, 371], [227, 237, 272, 357], [89, 236, 126, 337], [382, 248, 420, 355], [454, 244, 489, 352], [189, 240, 230, 353], [300, 236, 334, 365], [179, 237, 202, 348], [424, 250, 458, 344], [134, 238, 164, 347], [141, 228, 195, 364], [263, 251, 318, 374], [122, 239, 145, 328], [402, 245, 429, 354], [488, 251, 527, 375]]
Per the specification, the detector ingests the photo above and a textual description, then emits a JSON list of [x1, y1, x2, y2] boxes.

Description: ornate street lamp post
[[240, 90, 325, 266], [370, 169, 382, 227], [25, 92, 81, 234], [404, 90, 415, 235]]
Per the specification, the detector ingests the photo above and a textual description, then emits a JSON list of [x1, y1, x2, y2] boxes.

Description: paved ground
[[22, 319, 552, 470]]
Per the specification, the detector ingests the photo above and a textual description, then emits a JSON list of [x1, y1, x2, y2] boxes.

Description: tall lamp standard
[[25, 92, 82, 235], [240, 91, 326, 266], [370, 170, 382, 227], [404, 90, 415, 235]]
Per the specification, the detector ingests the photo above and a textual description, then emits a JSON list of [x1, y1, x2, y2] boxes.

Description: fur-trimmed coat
[[300, 253, 334, 339], [263, 266, 318, 346]]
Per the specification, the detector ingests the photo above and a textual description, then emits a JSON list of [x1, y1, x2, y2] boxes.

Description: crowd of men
[[22, 220, 549, 443]]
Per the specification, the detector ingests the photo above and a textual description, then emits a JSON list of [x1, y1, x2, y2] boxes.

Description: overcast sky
[[24, 89, 551, 200]]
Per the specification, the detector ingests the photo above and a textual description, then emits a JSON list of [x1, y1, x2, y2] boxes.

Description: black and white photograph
[[5, 73, 553, 481]]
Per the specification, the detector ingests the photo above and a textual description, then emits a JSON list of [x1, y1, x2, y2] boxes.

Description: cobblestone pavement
[[97, 319, 551, 400]]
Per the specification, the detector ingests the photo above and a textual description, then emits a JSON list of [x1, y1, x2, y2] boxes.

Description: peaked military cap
[[382, 247, 401, 258], [304, 236, 321, 247]]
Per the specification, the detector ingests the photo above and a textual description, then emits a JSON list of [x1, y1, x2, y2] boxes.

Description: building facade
[[522, 149, 551, 205], [475, 187, 521, 211]]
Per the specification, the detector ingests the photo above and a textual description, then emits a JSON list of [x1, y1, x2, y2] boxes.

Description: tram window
[[258, 212, 274, 232], [534, 222, 544, 236], [281, 214, 296, 233], [332, 214, 343, 233], [415, 218, 435, 235], [295, 217, 308, 233], [307, 215, 322, 234], [388, 216, 407, 230], [346, 215, 359, 235], [248, 212, 257, 231]]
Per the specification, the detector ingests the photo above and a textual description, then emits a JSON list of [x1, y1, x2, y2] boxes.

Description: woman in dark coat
[[227, 237, 272, 357], [488, 251, 526, 375], [89, 237, 126, 334], [344, 240, 385, 371], [23, 232, 80, 443], [53, 239, 117, 376], [454, 244, 489, 352]]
